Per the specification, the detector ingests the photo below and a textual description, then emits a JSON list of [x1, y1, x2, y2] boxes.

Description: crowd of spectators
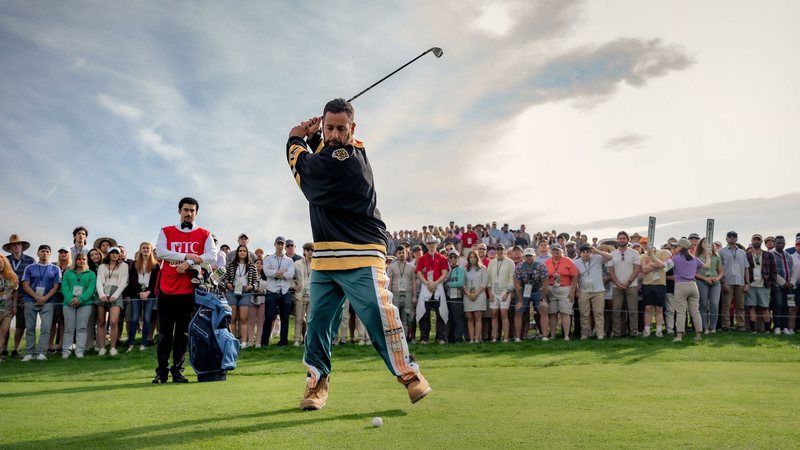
[[1, 221, 797, 362]]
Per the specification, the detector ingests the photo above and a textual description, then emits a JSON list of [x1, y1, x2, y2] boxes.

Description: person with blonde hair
[[463, 250, 488, 342], [695, 238, 723, 334], [128, 242, 160, 351], [0, 255, 19, 361]]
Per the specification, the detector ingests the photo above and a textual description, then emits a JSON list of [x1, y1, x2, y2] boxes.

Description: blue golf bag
[[189, 288, 240, 382]]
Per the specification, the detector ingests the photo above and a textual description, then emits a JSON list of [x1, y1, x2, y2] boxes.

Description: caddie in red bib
[[152, 197, 218, 384]]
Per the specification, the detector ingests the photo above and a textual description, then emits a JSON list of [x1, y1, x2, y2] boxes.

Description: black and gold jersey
[[287, 132, 388, 271]]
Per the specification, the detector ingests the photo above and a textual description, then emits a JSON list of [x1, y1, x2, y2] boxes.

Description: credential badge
[[332, 148, 350, 161]]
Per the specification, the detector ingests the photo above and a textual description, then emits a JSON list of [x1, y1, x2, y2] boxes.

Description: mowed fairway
[[1, 335, 798, 449]]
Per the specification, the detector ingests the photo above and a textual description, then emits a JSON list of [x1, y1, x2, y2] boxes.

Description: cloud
[[530, 38, 693, 106], [557, 193, 800, 244], [137, 128, 188, 162], [603, 133, 648, 150], [97, 93, 142, 120]]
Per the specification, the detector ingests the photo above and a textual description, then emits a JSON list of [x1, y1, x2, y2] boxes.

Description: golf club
[[347, 47, 443, 103]]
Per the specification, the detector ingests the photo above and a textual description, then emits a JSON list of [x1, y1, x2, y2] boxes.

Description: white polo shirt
[[609, 247, 641, 287]]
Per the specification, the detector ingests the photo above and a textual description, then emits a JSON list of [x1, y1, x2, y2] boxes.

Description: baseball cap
[[726, 231, 738, 238], [512, 245, 523, 252], [274, 236, 286, 244], [286, 239, 295, 246], [765, 236, 775, 243], [523, 248, 536, 256], [425, 235, 440, 244], [495, 243, 506, 250], [639, 237, 649, 244], [795, 235, 800, 244], [38, 244, 51, 252], [448, 250, 459, 258], [108, 246, 121, 253], [688, 233, 700, 240], [676, 238, 691, 249], [551, 243, 562, 251], [752, 233, 762, 240], [238, 233, 248, 239], [58, 246, 69, 253], [565, 241, 577, 247]]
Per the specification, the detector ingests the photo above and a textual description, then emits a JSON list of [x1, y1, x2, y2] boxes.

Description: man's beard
[[325, 138, 346, 148]]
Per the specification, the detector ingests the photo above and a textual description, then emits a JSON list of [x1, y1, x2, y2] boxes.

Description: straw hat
[[3, 234, 31, 252], [93, 236, 118, 250]]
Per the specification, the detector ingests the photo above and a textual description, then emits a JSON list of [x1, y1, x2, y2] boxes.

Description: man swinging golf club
[[287, 98, 431, 410]]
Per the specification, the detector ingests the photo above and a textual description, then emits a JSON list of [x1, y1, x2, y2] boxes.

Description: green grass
[[1, 333, 799, 449]]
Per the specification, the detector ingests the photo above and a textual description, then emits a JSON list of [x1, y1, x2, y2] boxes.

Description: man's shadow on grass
[[5, 407, 408, 449], [0, 381, 158, 399]]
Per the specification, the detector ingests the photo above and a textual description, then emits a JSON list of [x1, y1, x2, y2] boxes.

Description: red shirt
[[545, 257, 578, 287], [416, 252, 449, 282], [461, 231, 479, 248], [159, 226, 211, 295]]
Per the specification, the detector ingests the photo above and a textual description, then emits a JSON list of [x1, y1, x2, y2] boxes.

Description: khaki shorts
[[489, 291, 511, 310], [547, 286, 573, 315]]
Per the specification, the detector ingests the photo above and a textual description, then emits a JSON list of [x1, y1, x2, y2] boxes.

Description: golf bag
[[189, 288, 240, 382]]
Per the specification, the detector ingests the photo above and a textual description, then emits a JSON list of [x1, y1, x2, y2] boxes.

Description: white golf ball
[[371, 417, 383, 428]]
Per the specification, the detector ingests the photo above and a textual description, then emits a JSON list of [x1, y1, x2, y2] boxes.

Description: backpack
[[188, 289, 240, 381]]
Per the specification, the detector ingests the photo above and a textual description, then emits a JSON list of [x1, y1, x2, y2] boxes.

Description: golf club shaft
[[347, 47, 442, 103]]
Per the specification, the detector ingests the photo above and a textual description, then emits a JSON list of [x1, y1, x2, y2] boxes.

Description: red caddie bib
[[159, 226, 210, 295]]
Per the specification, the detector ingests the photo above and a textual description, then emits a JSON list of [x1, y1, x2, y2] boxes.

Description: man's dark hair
[[617, 231, 629, 239], [323, 98, 354, 121], [72, 226, 88, 244], [396, 245, 406, 253], [178, 197, 199, 212]]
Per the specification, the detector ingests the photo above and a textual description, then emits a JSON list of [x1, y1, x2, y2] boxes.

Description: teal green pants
[[303, 266, 420, 387]]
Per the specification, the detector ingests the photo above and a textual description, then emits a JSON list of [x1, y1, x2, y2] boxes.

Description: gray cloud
[[603, 133, 649, 151], [552, 193, 800, 244]]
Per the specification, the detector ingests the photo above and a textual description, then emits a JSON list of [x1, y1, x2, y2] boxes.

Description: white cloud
[[137, 128, 188, 162], [97, 93, 142, 120]]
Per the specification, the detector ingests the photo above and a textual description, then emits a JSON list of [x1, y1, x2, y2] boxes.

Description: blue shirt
[[21, 263, 62, 303], [6, 253, 35, 293]]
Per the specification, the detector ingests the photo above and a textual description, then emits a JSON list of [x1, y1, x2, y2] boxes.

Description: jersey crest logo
[[332, 148, 350, 161]]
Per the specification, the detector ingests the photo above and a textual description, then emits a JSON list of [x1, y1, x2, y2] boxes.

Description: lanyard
[[727, 247, 737, 263], [521, 262, 535, 283], [448, 266, 459, 282], [11, 257, 22, 272], [582, 258, 592, 274], [398, 262, 406, 278], [75, 270, 85, 283], [35, 264, 48, 284], [106, 263, 118, 282], [778, 252, 789, 276]]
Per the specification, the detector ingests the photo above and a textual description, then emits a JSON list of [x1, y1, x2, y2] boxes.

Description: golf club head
[[431, 47, 444, 58]]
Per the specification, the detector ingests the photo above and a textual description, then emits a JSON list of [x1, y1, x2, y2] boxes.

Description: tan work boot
[[300, 376, 329, 411], [398, 372, 431, 404]]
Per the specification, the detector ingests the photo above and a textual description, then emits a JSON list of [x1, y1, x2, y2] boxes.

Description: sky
[[1, 0, 798, 254]]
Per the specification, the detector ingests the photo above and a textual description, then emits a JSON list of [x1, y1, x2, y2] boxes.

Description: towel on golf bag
[[189, 289, 240, 378]]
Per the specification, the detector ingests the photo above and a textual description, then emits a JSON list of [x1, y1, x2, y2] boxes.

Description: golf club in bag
[[188, 265, 240, 382]]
